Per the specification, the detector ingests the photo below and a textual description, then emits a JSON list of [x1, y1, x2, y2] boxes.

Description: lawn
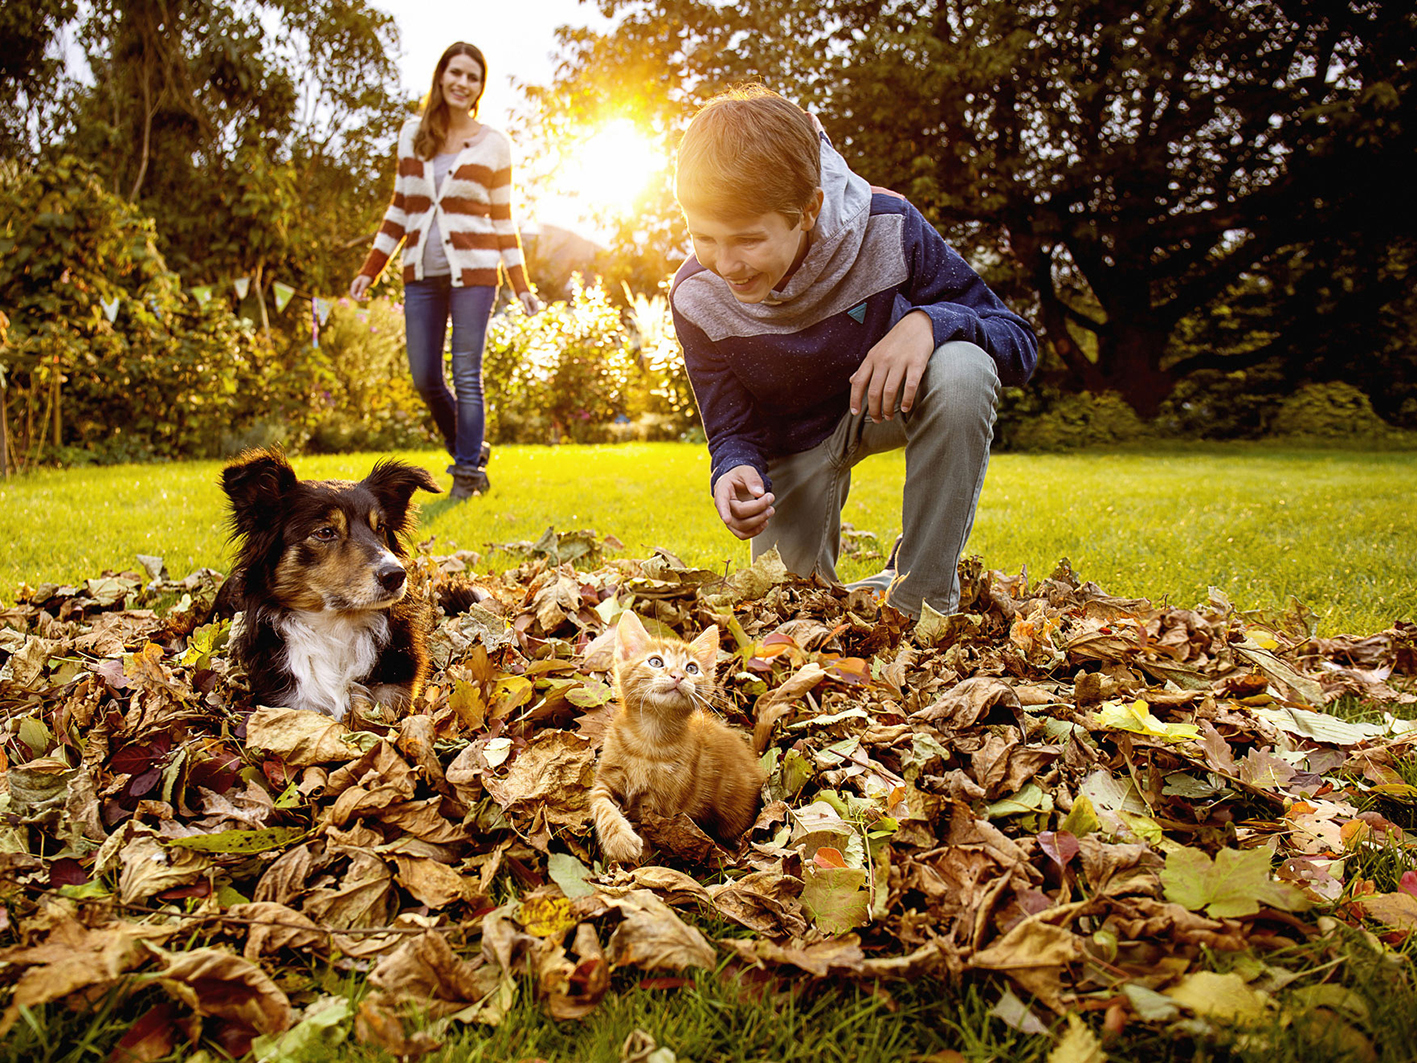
[[2, 442, 1416, 1062], [3, 443, 1413, 635]]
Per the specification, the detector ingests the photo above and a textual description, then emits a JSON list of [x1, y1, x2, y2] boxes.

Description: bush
[[483, 276, 700, 445], [1266, 381, 1405, 442], [303, 298, 434, 454], [1000, 390, 1150, 451]]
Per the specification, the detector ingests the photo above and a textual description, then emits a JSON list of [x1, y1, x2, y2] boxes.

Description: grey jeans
[[750, 341, 1000, 617]]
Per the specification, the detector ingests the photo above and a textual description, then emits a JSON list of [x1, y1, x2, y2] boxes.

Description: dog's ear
[[363, 460, 440, 535], [221, 449, 298, 538]]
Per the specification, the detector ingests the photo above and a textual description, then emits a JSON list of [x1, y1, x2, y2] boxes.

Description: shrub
[[1001, 390, 1150, 451], [303, 298, 434, 454], [1266, 381, 1404, 441], [482, 276, 698, 444]]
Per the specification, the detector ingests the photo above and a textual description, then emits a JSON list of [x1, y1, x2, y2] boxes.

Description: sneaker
[[845, 534, 903, 594]]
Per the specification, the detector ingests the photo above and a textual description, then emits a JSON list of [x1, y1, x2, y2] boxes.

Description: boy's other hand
[[849, 310, 934, 422], [714, 465, 775, 540], [349, 275, 372, 301]]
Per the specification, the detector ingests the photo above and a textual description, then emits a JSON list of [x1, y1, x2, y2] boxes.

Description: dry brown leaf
[[605, 890, 716, 971], [245, 706, 358, 766], [152, 946, 293, 1035]]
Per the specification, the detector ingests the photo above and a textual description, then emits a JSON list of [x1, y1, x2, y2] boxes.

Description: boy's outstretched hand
[[713, 465, 775, 540], [849, 309, 934, 422]]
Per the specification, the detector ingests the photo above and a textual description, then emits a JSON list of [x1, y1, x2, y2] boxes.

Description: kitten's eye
[[647, 655, 664, 668], [311, 526, 338, 542], [686, 663, 700, 674]]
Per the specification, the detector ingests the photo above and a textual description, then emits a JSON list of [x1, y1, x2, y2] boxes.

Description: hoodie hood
[[762, 133, 874, 307]]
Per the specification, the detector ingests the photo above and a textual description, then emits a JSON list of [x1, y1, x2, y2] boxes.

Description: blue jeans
[[403, 278, 495, 468]]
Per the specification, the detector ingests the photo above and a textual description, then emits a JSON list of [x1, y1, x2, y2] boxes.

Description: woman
[[351, 41, 540, 499]]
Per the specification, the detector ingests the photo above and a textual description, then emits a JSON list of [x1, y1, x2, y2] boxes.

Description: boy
[[670, 86, 1039, 617]]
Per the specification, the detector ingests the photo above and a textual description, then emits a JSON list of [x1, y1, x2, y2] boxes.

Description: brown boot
[[449, 465, 489, 500]]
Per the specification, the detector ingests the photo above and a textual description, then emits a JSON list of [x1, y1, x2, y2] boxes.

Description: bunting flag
[[191, 285, 212, 307], [233, 276, 250, 299], [273, 281, 296, 313], [314, 297, 334, 325], [100, 296, 120, 323]]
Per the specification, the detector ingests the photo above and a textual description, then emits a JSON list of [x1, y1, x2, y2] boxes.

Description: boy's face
[[684, 192, 824, 303]]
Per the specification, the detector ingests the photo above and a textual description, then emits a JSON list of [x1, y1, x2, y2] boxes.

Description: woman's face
[[441, 54, 484, 113]]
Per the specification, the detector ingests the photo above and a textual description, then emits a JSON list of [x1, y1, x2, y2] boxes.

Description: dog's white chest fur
[[276, 609, 390, 720]]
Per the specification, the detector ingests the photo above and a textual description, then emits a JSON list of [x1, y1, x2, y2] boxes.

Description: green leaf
[[165, 826, 306, 854], [800, 865, 870, 934], [565, 679, 613, 708], [1160, 845, 1308, 918], [547, 852, 596, 898]]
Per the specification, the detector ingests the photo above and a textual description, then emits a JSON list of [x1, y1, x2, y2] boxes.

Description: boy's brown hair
[[675, 85, 821, 223]]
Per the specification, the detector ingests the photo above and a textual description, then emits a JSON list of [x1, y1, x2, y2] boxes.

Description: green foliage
[[1000, 390, 1149, 451], [484, 276, 697, 444], [303, 298, 434, 454], [0, 155, 262, 462], [1268, 382, 1407, 443], [44, 0, 407, 300]]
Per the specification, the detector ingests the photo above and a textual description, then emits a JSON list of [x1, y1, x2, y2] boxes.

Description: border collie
[[216, 449, 440, 720]]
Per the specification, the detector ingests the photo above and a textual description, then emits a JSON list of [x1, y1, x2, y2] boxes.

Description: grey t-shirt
[[421, 150, 460, 277]]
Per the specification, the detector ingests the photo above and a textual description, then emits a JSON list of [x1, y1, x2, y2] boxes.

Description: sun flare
[[571, 119, 666, 216]]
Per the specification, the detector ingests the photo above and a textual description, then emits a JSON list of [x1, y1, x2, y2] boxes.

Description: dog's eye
[[311, 526, 338, 542], [686, 662, 700, 674], [647, 655, 663, 668]]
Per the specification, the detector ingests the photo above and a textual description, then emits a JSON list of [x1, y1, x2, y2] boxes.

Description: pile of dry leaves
[[1, 532, 1415, 1060]]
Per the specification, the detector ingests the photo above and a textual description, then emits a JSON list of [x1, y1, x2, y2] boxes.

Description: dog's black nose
[[377, 564, 407, 593]]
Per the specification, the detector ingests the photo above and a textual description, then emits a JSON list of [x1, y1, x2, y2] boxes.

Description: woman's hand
[[349, 275, 372, 301], [518, 290, 543, 316]]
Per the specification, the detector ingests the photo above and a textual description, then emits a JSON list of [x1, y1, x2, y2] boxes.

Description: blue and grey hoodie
[[670, 132, 1038, 493]]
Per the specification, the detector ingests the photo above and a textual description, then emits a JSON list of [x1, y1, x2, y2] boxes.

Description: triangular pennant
[[846, 301, 867, 324], [100, 296, 120, 323], [314, 296, 333, 325], [233, 276, 250, 299], [273, 281, 295, 313], [191, 285, 212, 306]]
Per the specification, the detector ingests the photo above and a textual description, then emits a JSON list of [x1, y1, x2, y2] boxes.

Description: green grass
[[2, 443, 1413, 634]]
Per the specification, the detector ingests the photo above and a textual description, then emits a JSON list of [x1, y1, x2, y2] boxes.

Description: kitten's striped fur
[[590, 612, 764, 865]]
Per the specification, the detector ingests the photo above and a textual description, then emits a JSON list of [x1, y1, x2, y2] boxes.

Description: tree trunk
[[129, 57, 155, 202], [1097, 319, 1175, 418], [254, 258, 271, 340]]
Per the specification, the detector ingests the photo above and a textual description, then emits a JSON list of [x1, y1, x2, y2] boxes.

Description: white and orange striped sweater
[[358, 117, 530, 293]]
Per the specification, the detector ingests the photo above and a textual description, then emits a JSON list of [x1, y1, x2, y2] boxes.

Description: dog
[[215, 448, 440, 720]]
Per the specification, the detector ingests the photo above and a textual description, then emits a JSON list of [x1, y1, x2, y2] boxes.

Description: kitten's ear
[[616, 610, 651, 660], [688, 625, 719, 676]]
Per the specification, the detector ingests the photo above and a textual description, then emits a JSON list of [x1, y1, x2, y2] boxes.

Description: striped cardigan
[[358, 117, 530, 293]]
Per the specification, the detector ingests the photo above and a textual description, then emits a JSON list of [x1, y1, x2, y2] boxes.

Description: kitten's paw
[[600, 825, 648, 866]]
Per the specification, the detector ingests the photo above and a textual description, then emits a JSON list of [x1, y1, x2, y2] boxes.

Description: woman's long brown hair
[[413, 42, 487, 160]]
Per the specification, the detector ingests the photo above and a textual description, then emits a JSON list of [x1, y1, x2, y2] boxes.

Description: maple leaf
[[1160, 846, 1308, 918]]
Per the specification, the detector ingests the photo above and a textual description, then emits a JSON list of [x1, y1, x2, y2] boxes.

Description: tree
[[0, 0, 78, 157], [43, 0, 409, 302], [534, 0, 1417, 415]]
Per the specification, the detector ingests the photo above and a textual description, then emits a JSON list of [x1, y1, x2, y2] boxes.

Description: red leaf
[[813, 846, 847, 869], [50, 858, 89, 887], [108, 1003, 181, 1063], [1038, 830, 1080, 869]]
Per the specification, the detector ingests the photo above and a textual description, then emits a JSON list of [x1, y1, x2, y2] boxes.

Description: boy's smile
[[684, 194, 823, 303]]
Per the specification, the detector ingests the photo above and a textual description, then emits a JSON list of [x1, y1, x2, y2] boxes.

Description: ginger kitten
[[590, 611, 764, 865]]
